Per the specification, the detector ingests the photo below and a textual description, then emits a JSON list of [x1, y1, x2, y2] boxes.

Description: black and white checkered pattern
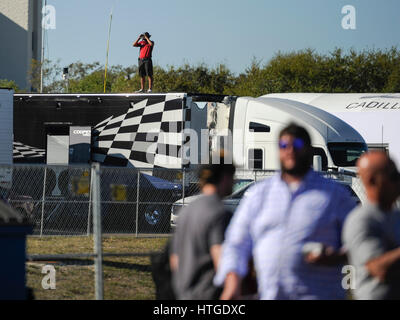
[[92, 95, 190, 168], [13, 142, 46, 160]]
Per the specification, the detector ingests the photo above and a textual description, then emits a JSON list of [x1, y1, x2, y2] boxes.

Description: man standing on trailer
[[133, 32, 154, 93]]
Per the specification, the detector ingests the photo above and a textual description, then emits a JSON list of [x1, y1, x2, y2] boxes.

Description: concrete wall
[[0, 0, 42, 90]]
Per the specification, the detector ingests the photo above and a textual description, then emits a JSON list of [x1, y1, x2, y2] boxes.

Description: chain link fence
[[5, 163, 367, 300], [0, 164, 184, 236], [0, 164, 367, 237]]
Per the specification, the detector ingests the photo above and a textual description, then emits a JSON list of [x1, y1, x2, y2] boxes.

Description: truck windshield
[[328, 142, 368, 167]]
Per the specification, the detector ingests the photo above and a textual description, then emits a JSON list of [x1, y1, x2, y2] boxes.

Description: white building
[[0, 0, 42, 90]]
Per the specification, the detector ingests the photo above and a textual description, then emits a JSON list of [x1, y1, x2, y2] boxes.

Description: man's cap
[[143, 32, 151, 38]]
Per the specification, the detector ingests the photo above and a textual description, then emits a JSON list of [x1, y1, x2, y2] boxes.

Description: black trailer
[[12, 93, 230, 233]]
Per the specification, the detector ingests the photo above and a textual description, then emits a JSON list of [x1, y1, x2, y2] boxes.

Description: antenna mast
[[40, 0, 47, 93], [103, 4, 115, 93]]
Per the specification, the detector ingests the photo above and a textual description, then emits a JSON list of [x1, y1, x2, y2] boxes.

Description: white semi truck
[[265, 93, 400, 168], [209, 96, 367, 172]]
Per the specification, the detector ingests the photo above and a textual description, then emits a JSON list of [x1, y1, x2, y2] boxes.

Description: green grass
[[26, 236, 168, 300]]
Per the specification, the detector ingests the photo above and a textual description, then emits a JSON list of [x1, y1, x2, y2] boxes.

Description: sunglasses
[[279, 138, 305, 151]]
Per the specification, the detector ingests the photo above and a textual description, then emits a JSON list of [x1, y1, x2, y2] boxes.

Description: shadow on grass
[[103, 260, 151, 272], [39, 259, 152, 272]]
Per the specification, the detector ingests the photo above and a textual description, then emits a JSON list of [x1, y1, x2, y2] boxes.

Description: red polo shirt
[[138, 40, 153, 59]]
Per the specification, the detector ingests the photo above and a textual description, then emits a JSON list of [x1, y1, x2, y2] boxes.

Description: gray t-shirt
[[342, 202, 400, 300], [171, 193, 232, 300]]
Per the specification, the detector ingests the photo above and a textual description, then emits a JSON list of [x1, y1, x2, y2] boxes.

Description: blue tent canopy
[[141, 173, 182, 190]]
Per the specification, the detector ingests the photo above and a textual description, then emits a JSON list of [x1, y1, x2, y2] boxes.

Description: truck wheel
[[140, 204, 170, 234]]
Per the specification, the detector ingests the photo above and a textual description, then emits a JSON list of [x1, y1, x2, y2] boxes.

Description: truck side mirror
[[313, 155, 322, 172]]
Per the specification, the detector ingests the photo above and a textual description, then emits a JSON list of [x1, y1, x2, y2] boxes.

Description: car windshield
[[227, 181, 254, 199], [232, 179, 253, 193], [328, 142, 367, 167]]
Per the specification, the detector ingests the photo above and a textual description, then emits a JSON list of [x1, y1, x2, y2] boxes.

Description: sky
[[43, 0, 400, 75]]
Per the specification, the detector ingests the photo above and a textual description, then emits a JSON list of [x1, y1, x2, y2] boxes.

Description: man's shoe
[[147, 89, 152, 93], [135, 89, 144, 93]]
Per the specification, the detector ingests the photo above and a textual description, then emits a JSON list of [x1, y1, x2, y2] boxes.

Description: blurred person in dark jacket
[[170, 154, 235, 300]]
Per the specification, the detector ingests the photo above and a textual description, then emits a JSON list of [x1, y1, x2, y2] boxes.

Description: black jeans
[[138, 58, 153, 77]]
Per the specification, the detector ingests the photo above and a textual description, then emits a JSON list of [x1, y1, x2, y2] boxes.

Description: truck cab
[[210, 96, 367, 171]]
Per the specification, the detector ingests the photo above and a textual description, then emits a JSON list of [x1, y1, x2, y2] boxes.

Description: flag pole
[[103, 5, 114, 93], [40, 0, 47, 93]]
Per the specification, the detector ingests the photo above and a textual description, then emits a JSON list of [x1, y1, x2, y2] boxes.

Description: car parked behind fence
[[170, 179, 254, 230]]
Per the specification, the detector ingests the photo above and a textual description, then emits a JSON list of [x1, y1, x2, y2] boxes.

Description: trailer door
[[44, 123, 71, 164]]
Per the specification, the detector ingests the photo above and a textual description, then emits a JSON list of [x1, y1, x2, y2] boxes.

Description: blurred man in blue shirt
[[214, 123, 357, 300]]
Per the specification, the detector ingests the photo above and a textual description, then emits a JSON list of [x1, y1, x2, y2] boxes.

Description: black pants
[[138, 58, 153, 77]]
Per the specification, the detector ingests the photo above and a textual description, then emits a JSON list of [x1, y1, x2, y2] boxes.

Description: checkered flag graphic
[[92, 95, 190, 169], [13, 142, 46, 160]]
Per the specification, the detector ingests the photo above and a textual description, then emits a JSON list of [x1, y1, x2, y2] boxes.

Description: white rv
[[265, 93, 400, 168], [0, 88, 13, 189], [210, 96, 367, 171]]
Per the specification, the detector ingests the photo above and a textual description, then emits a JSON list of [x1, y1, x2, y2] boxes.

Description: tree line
[[1, 47, 399, 96]]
